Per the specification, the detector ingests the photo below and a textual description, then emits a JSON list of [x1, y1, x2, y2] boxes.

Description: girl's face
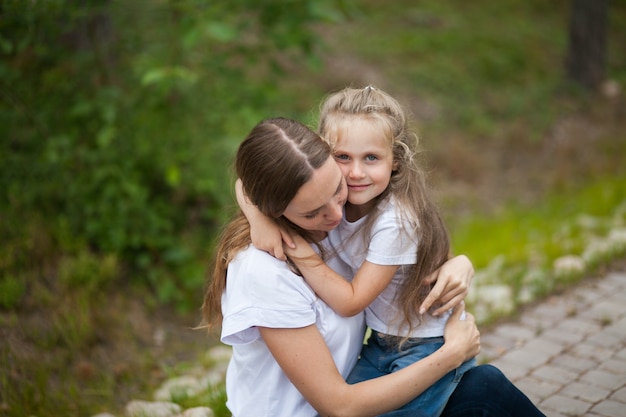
[[332, 117, 395, 213], [283, 156, 347, 233]]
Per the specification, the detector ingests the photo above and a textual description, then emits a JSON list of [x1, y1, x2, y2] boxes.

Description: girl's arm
[[235, 178, 294, 260], [285, 234, 398, 317], [259, 303, 479, 417]]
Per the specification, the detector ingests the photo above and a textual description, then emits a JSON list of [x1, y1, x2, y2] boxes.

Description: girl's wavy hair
[[318, 86, 451, 344], [201, 117, 332, 329]]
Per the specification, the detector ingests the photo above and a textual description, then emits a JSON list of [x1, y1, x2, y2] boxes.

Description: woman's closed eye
[[304, 211, 319, 220]]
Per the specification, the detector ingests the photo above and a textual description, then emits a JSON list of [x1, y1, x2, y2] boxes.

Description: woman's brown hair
[[202, 117, 332, 329]]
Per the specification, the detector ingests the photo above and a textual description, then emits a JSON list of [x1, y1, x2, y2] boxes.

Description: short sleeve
[[220, 247, 318, 345], [366, 203, 418, 266]]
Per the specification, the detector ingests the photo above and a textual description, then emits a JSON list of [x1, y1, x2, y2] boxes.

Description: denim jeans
[[347, 332, 476, 417], [360, 363, 546, 417], [440, 364, 546, 417]]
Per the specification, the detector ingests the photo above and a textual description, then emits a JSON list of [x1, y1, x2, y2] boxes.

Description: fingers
[[280, 229, 296, 249], [419, 275, 446, 314], [273, 245, 287, 261], [430, 291, 465, 317]]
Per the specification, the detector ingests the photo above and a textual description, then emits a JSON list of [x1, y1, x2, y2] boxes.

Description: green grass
[[449, 175, 626, 270]]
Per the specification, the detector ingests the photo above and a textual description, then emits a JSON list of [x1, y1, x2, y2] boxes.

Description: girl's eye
[[304, 212, 319, 220], [334, 154, 349, 161], [366, 154, 378, 161]]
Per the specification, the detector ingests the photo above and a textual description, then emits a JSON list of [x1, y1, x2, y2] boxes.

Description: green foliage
[[0, 0, 349, 310], [0, 3, 349, 415], [0, 275, 25, 309]]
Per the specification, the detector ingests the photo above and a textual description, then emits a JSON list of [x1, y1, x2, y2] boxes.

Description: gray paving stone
[[531, 364, 579, 385], [550, 353, 598, 373], [585, 330, 624, 348], [560, 381, 612, 403], [580, 369, 626, 390], [540, 394, 591, 416], [499, 347, 552, 369], [589, 399, 626, 417], [604, 316, 626, 337], [541, 411, 570, 417], [531, 301, 571, 322], [522, 337, 566, 357], [615, 347, 626, 360], [610, 386, 626, 402], [581, 299, 626, 322], [542, 326, 586, 347], [513, 376, 561, 402], [558, 316, 603, 337], [599, 358, 626, 374], [494, 323, 538, 344], [570, 343, 615, 362]]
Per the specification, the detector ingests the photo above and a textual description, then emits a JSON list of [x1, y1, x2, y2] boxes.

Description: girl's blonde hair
[[202, 117, 332, 329], [318, 86, 451, 337]]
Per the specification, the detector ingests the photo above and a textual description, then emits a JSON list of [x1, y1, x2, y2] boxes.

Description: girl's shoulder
[[376, 196, 416, 226]]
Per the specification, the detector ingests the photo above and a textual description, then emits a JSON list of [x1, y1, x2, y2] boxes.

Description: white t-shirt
[[220, 241, 366, 417], [328, 197, 451, 338]]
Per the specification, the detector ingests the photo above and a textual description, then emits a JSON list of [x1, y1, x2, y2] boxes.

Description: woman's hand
[[420, 254, 473, 316], [442, 302, 480, 366]]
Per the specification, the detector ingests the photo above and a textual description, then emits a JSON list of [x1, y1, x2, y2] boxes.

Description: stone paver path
[[477, 267, 626, 417]]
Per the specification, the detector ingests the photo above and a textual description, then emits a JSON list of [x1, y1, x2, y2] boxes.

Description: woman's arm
[[259, 303, 479, 417], [285, 234, 398, 317], [419, 255, 474, 316]]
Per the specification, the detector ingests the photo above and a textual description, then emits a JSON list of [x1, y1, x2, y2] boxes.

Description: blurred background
[[1, 0, 625, 416]]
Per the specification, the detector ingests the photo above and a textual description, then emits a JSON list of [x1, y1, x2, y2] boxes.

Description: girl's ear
[[393, 159, 399, 171]]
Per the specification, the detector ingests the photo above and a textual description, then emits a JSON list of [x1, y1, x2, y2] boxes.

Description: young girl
[[242, 86, 476, 417]]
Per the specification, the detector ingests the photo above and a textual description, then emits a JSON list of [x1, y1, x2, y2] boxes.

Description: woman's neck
[[310, 230, 328, 242]]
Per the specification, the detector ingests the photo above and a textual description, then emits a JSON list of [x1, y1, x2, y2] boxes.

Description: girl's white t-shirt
[[328, 197, 451, 337], [220, 242, 366, 417]]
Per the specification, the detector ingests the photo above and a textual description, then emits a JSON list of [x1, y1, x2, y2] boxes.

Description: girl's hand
[[443, 302, 480, 365], [419, 255, 473, 316], [236, 178, 295, 260], [284, 234, 319, 267], [251, 221, 295, 261]]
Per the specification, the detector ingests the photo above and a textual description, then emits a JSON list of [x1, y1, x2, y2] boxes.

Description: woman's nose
[[326, 200, 343, 222]]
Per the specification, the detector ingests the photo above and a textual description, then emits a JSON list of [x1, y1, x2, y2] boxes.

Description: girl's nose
[[349, 162, 364, 178]]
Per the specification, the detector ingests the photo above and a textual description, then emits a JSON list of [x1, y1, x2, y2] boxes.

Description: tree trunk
[[564, 0, 609, 90]]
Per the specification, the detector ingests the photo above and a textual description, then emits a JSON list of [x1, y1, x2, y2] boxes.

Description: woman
[[202, 117, 543, 417]]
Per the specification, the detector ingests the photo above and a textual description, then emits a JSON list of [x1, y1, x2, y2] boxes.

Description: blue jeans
[[440, 364, 546, 417], [365, 364, 546, 417], [347, 332, 476, 417]]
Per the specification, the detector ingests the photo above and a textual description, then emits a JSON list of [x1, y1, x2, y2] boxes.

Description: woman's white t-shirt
[[328, 197, 451, 338], [220, 241, 366, 417]]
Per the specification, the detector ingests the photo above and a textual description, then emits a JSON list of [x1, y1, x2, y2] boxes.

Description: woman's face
[[283, 156, 347, 233]]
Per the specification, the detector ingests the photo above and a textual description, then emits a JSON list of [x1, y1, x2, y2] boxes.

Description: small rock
[[181, 407, 215, 417], [126, 400, 181, 417]]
